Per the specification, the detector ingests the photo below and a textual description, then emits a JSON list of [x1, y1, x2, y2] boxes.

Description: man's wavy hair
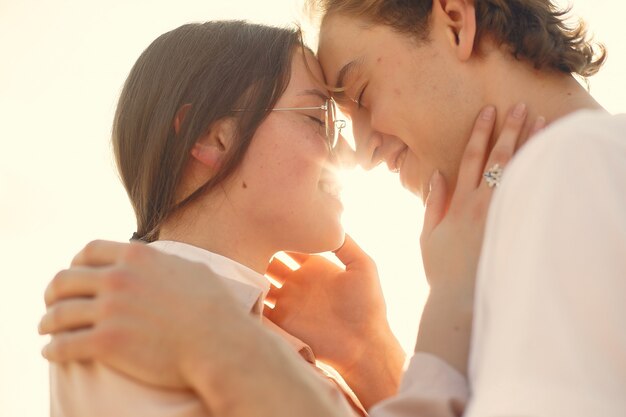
[[307, 0, 606, 78]]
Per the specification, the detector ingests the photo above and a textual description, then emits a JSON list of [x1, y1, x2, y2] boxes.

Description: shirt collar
[[148, 240, 270, 312]]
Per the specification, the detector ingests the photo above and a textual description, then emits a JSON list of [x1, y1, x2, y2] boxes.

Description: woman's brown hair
[[307, 0, 606, 77], [113, 21, 301, 242]]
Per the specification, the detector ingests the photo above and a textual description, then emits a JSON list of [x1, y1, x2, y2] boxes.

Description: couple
[[39, 1, 626, 416]]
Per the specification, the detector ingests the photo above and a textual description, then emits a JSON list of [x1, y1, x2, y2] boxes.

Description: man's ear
[[190, 118, 237, 171], [433, 0, 477, 62]]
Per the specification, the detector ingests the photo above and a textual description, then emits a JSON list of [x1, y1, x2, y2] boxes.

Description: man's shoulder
[[504, 110, 626, 188]]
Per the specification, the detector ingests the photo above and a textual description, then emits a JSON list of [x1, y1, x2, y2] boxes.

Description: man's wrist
[[338, 324, 406, 410], [187, 320, 346, 417]]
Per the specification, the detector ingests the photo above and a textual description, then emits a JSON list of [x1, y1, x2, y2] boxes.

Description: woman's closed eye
[[306, 115, 326, 127]]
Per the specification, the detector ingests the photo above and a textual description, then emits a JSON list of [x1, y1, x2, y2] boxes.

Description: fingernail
[[512, 102, 527, 118], [481, 106, 496, 120]]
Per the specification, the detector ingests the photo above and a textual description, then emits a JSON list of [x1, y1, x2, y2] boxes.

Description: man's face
[[318, 14, 484, 201]]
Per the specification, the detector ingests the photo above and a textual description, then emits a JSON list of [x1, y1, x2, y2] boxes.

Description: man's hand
[[264, 235, 406, 409], [39, 240, 255, 392]]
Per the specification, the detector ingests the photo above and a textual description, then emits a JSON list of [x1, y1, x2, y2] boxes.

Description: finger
[[45, 267, 102, 307], [421, 170, 448, 240], [42, 328, 99, 362], [479, 102, 527, 191], [265, 258, 294, 285], [265, 285, 280, 306], [283, 251, 311, 265], [71, 240, 140, 267], [454, 106, 497, 195], [333, 234, 371, 271], [39, 298, 97, 335]]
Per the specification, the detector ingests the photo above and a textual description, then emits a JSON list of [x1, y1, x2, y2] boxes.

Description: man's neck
[[483, 52, 606, 150]]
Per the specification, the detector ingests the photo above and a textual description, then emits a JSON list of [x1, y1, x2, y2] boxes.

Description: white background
[[1, 1, 624, 415]]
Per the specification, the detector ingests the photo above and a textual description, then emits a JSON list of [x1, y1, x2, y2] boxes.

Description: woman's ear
[[433, 0, 477, 62], [190, 118, 237, 170]]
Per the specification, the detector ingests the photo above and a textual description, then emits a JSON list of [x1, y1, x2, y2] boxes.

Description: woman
[[43, 20, 367, 417]]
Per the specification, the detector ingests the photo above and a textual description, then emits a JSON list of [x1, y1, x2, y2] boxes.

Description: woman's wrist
[[414, 288, 473, 377]]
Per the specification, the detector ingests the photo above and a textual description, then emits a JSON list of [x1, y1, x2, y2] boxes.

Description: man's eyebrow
[[335, 57, 364, 89], [298, 89, 330, 101]]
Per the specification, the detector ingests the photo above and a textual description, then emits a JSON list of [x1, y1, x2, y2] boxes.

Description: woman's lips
[[319, 179, 342, 199]]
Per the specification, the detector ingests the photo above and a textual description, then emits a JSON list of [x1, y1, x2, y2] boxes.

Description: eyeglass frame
[[233, 98, 346, 152]]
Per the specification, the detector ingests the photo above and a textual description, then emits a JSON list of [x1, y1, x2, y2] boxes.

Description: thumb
[[333, 234, 373, 271], [422, 170, 448, 239]]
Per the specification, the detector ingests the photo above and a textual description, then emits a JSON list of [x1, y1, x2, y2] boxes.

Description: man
[[40, 1, 626, 416]]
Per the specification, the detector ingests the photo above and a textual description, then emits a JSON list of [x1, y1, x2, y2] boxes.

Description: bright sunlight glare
[[1, 1, 624, 415]]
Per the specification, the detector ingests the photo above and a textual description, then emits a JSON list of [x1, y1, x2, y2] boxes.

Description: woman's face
[[226, 51, 344, 255], [317, 14, 483, 201]]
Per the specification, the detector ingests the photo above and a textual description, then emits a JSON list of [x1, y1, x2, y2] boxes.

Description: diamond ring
[[483, 164, 503, 188]]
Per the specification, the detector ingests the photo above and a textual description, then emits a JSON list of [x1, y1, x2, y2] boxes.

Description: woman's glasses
[[234, 98, 346, 152]]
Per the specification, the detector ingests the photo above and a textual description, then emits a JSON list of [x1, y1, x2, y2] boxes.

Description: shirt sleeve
[[467, 115, 626, 417], [369, 353, 469, 417], [50, 362, 210, 417]]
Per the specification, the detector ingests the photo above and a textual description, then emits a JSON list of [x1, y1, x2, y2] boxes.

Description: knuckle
[[102, 268, 131, 292], [120, 242, 148, 264], [95, 324, 125, 352], [363, 255, 378, 273], [82, 240, 103, 259], [488, 148, 512, 164], [97, 295, 120, 318], [462, 146, 483, 163]]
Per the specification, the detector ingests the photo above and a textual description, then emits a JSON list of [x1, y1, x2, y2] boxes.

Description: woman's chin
[[289, 227, 345, 255]]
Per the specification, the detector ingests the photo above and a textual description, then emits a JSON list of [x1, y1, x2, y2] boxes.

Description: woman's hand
[[417, 104, 544, 375], [264, 235, 405, 409], [39, 240, 257, 391]]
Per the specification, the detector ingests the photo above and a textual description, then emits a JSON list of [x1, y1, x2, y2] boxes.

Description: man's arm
[[51, 362, 209, 417]]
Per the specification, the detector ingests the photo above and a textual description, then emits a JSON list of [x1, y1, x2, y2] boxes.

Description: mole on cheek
[[242, 181, 248, 189]]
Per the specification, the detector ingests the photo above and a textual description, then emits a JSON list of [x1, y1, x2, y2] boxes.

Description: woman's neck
[[158, 200, 273, 275]]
